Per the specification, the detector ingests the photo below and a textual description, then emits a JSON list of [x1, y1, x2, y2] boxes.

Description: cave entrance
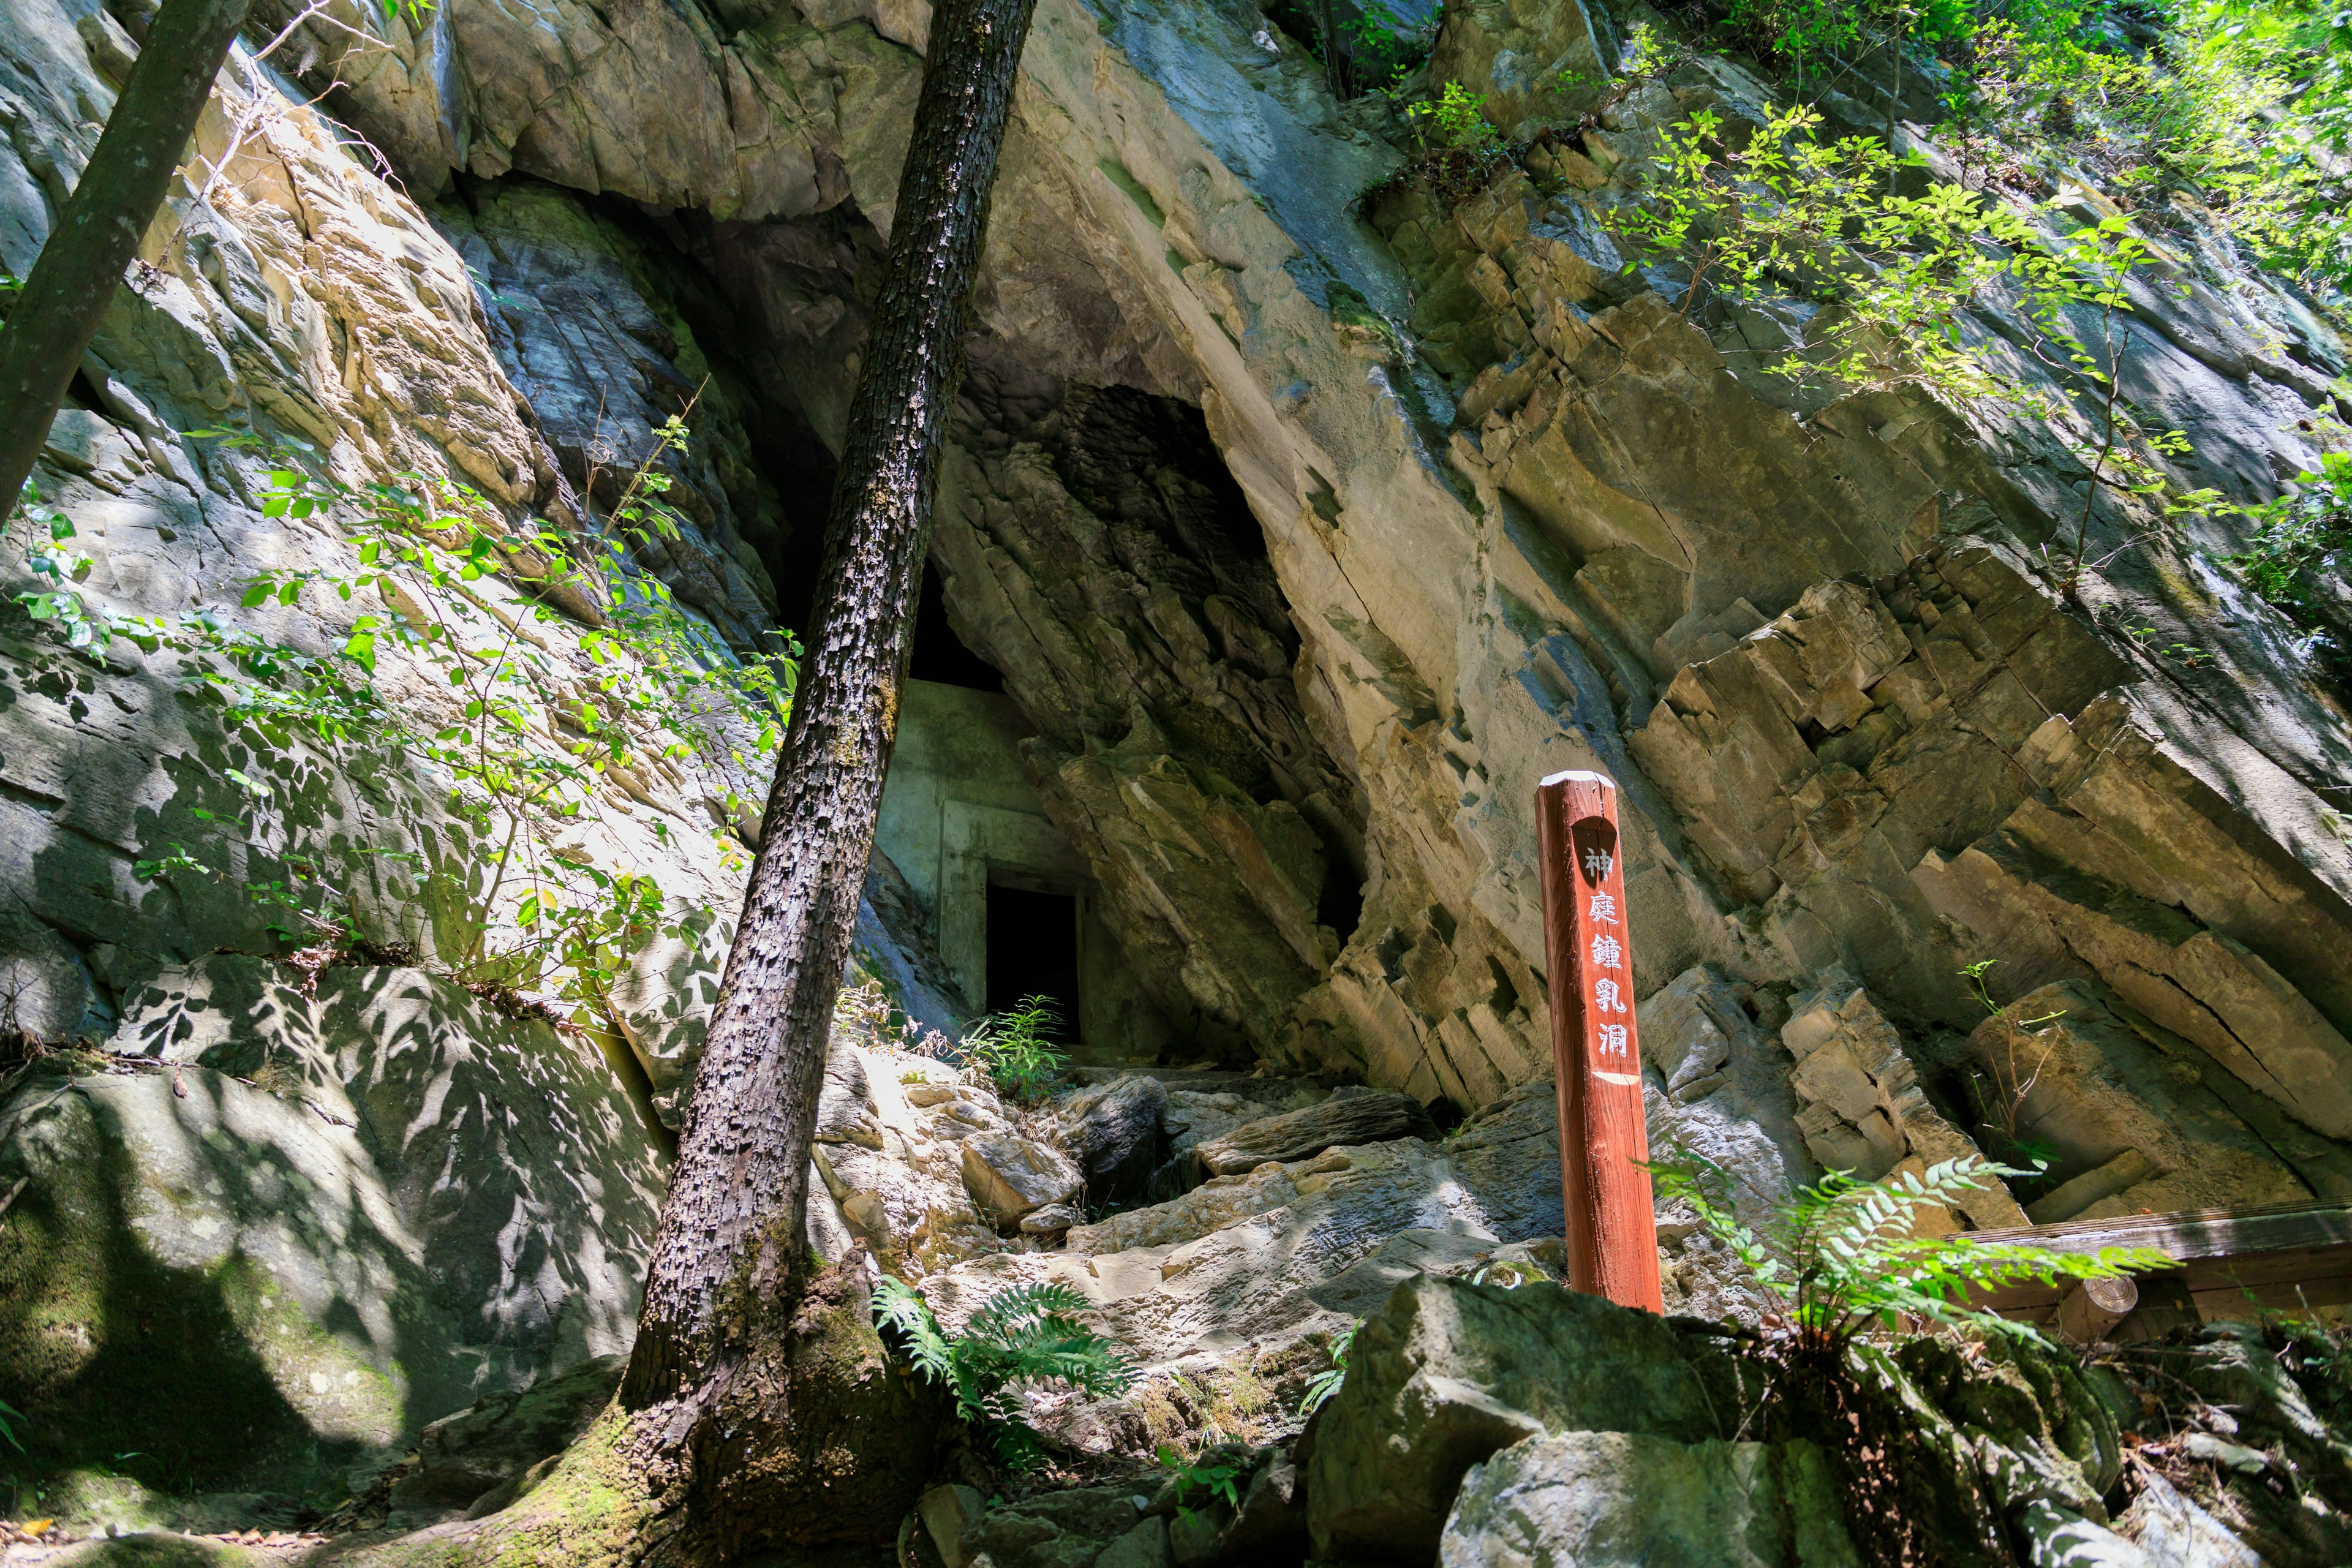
[[910, 558, 1004, 692], [986, 880, 1080, 1042]]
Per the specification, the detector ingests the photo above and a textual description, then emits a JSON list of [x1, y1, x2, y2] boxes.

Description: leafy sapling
[[1155, 1444, 1244, 1520], [1408, 82, 1502, 153]]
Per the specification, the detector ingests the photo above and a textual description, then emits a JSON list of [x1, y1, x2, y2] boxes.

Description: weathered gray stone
[[1438, 1431, 1863, 1568], [1195, 1090, 1439, 1175], [963, 1134, 1085, 1222], [1021, 1203, 1087, 1236], [1064, 1076, 1170, 1200], [1220, 1455, 1308, 1561], [1307, 1276, 1734, 1562], [0, 956, 665, 1494], [2117, 1473, 2260, 1568]]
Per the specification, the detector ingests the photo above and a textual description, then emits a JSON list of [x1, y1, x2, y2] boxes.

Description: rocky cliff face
[[4, 0, 2351, 1520]]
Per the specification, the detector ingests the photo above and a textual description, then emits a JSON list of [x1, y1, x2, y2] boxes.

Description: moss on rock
[[0, 1073, 382, 1506]]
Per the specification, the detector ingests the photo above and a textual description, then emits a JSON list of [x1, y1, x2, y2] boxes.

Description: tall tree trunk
[[0, 0, 250, 510], [617, 0, 1037, 1536]]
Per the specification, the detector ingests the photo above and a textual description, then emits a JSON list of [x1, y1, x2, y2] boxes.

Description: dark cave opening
[[910, 557, 1005, 692]]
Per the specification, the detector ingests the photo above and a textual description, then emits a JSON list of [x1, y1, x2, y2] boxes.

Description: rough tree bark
[[610, 0, 1041, 1545], [0, 0, 251, 508]]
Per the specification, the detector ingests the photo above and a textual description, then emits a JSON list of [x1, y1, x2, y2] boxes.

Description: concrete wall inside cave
[[877, 681, 1181, 1063]]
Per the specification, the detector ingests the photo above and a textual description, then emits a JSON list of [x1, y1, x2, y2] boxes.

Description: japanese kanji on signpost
[[1536, 768, 1665, 1313]]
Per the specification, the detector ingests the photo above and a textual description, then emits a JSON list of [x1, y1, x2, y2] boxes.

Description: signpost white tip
[[1539, 769, 1615, 789]]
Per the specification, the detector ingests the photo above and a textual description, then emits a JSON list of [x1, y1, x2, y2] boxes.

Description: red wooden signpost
[[1536, 769, 1664, 1313]]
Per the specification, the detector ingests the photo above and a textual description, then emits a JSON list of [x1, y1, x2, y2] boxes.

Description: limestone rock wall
[[67, 0, 2352, 1153], [6, 0, 2352, 1510]]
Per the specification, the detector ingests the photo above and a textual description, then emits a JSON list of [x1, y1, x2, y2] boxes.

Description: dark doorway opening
[[986, 881, 1079, 1041]]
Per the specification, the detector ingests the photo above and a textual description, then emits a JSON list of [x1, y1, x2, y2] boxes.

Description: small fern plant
[[1297, 1322, 1357, 1418], [871, 1277, 1136, 1467], [1647, 1150, 2171, 1351]]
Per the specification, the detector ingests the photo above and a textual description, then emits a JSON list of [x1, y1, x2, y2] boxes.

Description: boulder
[[1437, 1431, 1862, 1568], [1194, 1091, 1439, 1177], [959, 1485, 1146, 1568], [1098, 1518, 1174, 1568], [1021, 1203, 1087, 1237], [1066, 1076, 1170, 1200], [1306, 1276, 1735, 1562], [1221, 1454, 1309, 1562], [962, 1135, 1085, 1222], [0, 957, 665, 1499]]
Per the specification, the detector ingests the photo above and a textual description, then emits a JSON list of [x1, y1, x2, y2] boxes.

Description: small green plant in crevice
[[870, 1277, 1136, 1469], [1645, 1147, 2170, 1352], [1340, 0, 1433, 93], [2220, 451, 2352, 677], [1155, 1444, 1243, 1518], [2006, 214, 2230, 597], [1296, 1321, 1357, 1417], [961, 993, 1068, 1101], [1406, 81, 1502, 152], [1956, 959, 2065, 1173]]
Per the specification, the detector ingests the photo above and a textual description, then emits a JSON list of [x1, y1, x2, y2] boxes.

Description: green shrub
[[1407, 82, 1502, 151]]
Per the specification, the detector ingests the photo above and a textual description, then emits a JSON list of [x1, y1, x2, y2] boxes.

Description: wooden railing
[[1962, 1199, 2352, 1340]]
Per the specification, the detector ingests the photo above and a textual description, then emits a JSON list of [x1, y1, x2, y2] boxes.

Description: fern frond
[[965, 1280, 1094, 1343], [871, 1276, 958, 1385]]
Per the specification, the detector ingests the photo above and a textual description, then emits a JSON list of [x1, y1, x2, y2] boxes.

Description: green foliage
[[2007, 214, 2231, 590], [1296, 1321, 1357, 1417], [961, 994, 1068, 1101], [1155, 1444, 1243, 1515], [1612, 104, 2029, 401], [2230, 448, 2352, 609], [1647, 1148, 2171, 1349], [11, 482, 109, 649], [1341, 1, 1433, 91], [6, 420, 791, 1008], [871, 1278, 1136, 1468], [1615, 108, 2227, 589], [1939, 0, 2352, 295], [372, 0, 437, 29], [1407, 81, 1502, 151]]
